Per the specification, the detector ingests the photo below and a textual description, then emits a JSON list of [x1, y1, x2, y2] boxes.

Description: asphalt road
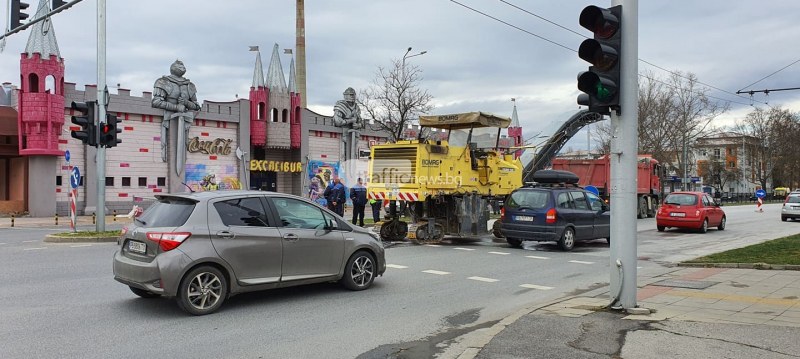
[[0, 203, 795, 359]]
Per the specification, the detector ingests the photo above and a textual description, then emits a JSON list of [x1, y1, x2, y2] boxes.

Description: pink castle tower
[[249, 49, 268, 146], [18, 0, 65, 156], [287, 57, 302, 148], [508, 98, 523, 159]]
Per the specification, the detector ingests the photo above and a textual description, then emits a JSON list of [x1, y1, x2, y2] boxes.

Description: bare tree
[[697, 159, 740, 193], [736, 106, 797, 190], [357, 59, 434, 142]]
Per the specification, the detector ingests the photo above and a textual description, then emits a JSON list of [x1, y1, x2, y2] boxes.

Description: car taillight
[[500, 206, 505, 220], [146, 232, 192, 251], [120, 226, 128, 237], [546, 208, 557, 224]]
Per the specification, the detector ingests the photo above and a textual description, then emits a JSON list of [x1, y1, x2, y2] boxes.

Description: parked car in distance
[[781, 192, 800, 221], [656, 191, 726, 233], [500, 170, 610, 251], [113, 190, 386, 315]]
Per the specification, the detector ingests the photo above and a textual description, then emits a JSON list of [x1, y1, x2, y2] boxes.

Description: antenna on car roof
[[181, 182, 195, 193]]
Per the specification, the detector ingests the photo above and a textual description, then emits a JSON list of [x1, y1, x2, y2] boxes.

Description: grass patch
[[53, 230, 122, 237], [684, 234, 800, 265]]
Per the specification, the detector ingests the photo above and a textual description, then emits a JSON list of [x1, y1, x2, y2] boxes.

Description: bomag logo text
[[422, 159, 442, 167]]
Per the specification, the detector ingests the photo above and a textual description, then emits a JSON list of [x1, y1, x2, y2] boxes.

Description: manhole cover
[[653, 279, 718, 289]]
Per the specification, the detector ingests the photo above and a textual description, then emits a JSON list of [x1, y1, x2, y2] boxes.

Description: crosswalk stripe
[[23, 247, 47, 251], [424, 244, 442, 247], [422, 270, 451, 275], [386, 264, 408, 269], [520, 284, 554, 290], [453, 247, 475, 251], [22, 240, 38, 243], [525, 255, 550, 260], [468, 276, 499, 283], [488, 251, 510, 255], [569, 260, 594, 265]]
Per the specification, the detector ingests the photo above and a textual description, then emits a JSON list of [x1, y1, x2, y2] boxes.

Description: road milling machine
[[367, 112, 523, 243]]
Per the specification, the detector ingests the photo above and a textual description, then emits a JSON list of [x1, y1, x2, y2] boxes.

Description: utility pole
[[96, 0, 107, 231], [610, 0, 638, 310]]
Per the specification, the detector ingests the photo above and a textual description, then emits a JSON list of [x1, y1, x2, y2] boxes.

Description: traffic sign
[[70, 167, 81, 189], [584, 185, 600, 196], [755, 189, 766, 199], [65, 150, 70, 162]]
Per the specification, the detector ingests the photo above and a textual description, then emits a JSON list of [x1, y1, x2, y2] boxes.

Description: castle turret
[[18, 0, 64, 156], [264, 44, 291, 149], [508, 98, 523, 159], [249, 49, 268, 146], [288, 57, 301, 149]]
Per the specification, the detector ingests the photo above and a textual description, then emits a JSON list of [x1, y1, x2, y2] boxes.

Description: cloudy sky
[[3, 0, 799, 151]]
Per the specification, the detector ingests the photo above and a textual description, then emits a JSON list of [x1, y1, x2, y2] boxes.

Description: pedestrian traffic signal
[[99, 113, 122, 148], [577, 5, 622, 115], [10, 0, 30, 30], [71, 101, 97, 147]]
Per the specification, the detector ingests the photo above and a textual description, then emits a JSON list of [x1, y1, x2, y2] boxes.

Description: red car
[[656, 191, 726, 233]]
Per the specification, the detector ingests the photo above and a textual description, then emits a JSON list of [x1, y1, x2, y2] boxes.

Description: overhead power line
[[450, 0, 768, 106], [737, 57, 800, 93]]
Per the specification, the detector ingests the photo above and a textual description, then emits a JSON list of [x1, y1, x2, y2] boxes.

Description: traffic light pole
[[95, 0, 106, 232], [609, 0, 638, 310]]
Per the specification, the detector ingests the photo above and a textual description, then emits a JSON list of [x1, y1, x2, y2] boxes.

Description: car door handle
[[283, 233, 299, 242], [216, 231, 234, 239]]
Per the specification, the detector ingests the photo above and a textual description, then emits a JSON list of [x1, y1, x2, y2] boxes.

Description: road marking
[[569, 260, 594, 265], [453, 247, 475, 251], [22, 240, 38, 243], [525, 255, 550, 260], [23, 247, 47, 251], [422, 270, 451, 275], [386, 264, 408, 269], [70, 244, 92, 248], [424, 244, 442, 247], [468, 276, 499, 283], [520, 284, 554, 290], [488, 251, 510, 255], [0, 242, 7, 245]]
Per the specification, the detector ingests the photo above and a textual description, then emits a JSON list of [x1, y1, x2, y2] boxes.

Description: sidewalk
[[0, 214, 131, 229], [444, 266, 800, 359]]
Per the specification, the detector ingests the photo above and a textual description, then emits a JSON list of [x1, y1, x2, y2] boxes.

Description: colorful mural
[[307, 160, 340, 205], [185, 163, 242, 192]]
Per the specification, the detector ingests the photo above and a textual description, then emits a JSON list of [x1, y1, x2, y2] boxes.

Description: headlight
[[368, 231, 381, 242]]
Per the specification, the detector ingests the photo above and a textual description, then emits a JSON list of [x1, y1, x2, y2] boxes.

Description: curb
[[44, 234, 119, 243], [678, 262, 800, 271]]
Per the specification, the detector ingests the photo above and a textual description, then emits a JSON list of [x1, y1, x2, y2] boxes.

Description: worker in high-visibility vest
[[369, 198, 382, 223]]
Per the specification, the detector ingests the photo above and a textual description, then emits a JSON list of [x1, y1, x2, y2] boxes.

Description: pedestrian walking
[[323, 179, 336, 212], [331, 178, 347, 216], [350, 178, 367, 226]]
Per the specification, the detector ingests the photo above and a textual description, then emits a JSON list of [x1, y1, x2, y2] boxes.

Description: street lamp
[[402, 47, 427, 77]]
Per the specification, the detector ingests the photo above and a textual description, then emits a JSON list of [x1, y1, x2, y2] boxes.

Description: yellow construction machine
[[367, 112, 522, 243]]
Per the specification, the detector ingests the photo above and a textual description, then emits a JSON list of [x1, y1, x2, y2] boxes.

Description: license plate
[[515, 215, 534, 221], [127, 240, 146, 254], [670, 212, 685, 217]]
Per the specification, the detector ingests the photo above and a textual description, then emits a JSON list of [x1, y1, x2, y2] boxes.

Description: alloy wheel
[[186, 272, 223, 311]]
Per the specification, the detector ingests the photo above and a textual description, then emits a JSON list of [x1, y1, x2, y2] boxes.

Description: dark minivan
[[500, 170, 610, 251]]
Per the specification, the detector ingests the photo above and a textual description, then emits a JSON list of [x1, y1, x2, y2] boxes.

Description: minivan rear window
[[506, 190, 549, 210], [136, 197, 196, 227]]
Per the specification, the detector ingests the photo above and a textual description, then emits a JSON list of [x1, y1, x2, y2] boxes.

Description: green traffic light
[[594, 83, 613, 102]]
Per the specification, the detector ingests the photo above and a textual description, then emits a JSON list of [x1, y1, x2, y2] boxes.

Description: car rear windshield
[[136, 197, 196, 228], [664, 194, 697, 206], [506, 190, 549, 210], [787, 196, 800, 204]]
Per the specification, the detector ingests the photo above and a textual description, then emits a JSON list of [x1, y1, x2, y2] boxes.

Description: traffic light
[[52, 0, 67, 9], [577, 5, 622, 115], [10, 0, 30, 30], [71, 101, 97, 147], [99, 113, 122, 148]]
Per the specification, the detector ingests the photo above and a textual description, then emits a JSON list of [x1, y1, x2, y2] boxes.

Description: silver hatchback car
[[781, 192, 800, 221], [113, 190, 386, 315]]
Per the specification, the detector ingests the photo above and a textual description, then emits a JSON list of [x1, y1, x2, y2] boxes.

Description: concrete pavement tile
[[742, 304, 794, 315], [766, 288, 800, 300], [638, 293, 686, 305], [779, 309, 800, 318], [560, 297, 608, 307], [679, 267, 728, 280], [705, 300, 752, 312], [673, 297, 722, 307]]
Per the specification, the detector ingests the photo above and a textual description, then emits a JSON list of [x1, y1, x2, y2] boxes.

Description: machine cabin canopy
[[418, 112, 512, 130]]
